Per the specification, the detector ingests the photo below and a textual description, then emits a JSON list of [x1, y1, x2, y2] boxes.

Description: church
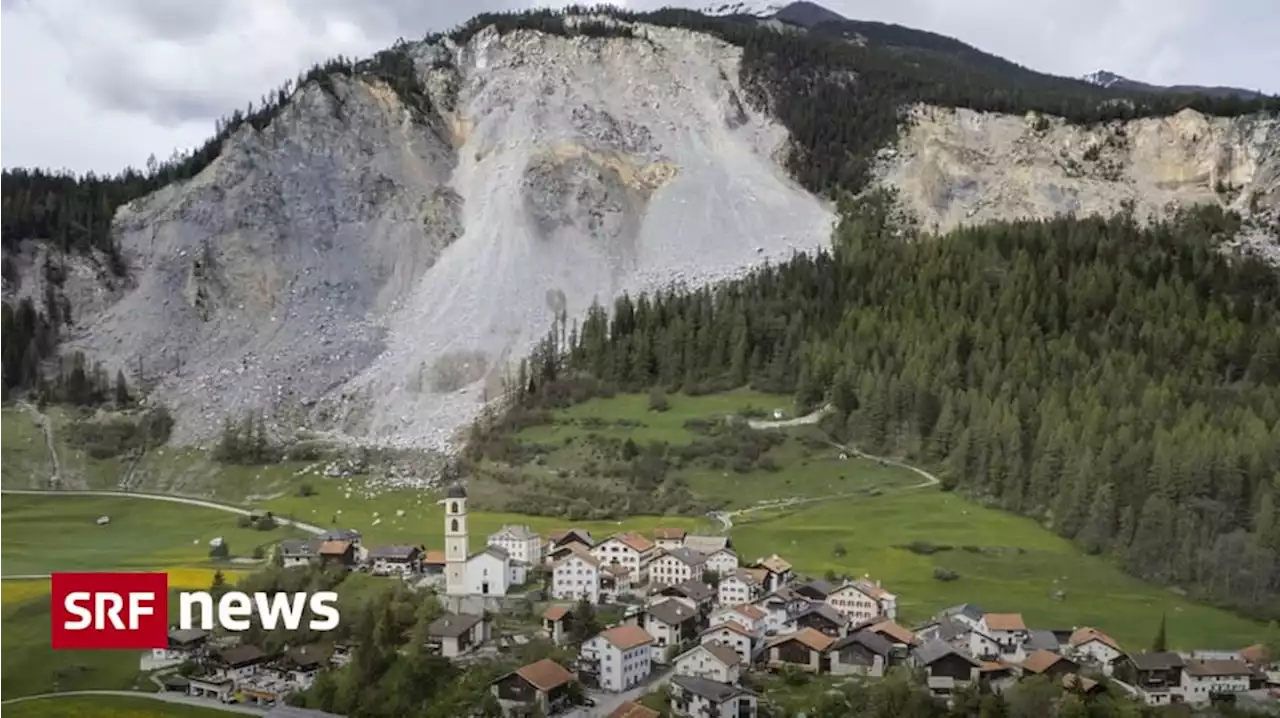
[[441, 484, 528, 596]]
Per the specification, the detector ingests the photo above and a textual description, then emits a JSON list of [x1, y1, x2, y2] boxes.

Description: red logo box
[[51, 572, 169, 650]]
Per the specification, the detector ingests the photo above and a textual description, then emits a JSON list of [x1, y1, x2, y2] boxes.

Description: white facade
[[704, 549, 739, 576], [825, 584, 880, 623], [582, 634, 652, 692], [645, 620, 684, 661], [710, 606, 764, 635], [370, 556, 418, 577], [442, 494, 469, 596], [700, 624, 753, 664], [967, 631, 1001, 660], [674, 645, 740, 684], [1181, 664, 1252, 705], [1071, 638, 1122, 666], [591, 536, 651, 582], [670, 685, 757, 718], [465, 550, 511, 596], [718, 574, 761, 607], [552, 553, 600, 603], [650, 553, 705, 587], [487, 525, 543, 566]]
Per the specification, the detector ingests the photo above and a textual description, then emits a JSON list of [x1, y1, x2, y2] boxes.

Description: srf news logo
[[51, 573, 339, 650]]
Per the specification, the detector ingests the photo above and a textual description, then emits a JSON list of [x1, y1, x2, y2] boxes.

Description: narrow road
[[745, 405, 830, 430], [0, 488, 326, 535], [17, 401, 62, 488], [0, 690, 267, 714], [563, 669, 673, 718]]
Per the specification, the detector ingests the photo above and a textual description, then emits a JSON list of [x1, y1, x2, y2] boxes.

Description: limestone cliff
[[63, 22, 835, 449]]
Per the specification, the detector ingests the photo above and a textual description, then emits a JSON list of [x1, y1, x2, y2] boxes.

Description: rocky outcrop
[[63, 21, 835, 449], [876, 106, 1280, 262]]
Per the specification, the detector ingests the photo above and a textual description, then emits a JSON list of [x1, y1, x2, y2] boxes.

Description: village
[[147, 485, 1280, 718]]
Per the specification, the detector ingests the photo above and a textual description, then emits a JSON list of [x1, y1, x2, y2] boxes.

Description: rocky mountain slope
[[878, 106, 1280, 260], [55, 22, 835, 450]]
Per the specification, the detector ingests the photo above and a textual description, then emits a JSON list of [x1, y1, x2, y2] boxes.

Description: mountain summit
[[1083, 69, 1265, 100]]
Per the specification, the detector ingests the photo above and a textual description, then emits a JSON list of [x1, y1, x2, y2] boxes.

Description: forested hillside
[[513, 196, 1280, 620]]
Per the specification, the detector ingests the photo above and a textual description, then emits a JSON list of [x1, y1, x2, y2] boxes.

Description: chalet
[[654, 528, 688, 551], [700, 621, 756, 665], [829, 630, 894, 677], [488, 525, 543, 565], [718, 569, 764, 607], [490, 658, 577, 717], [767, 627, 834, 673], [592, 532, 656, 582], [650, 548, 708, 587], [704, 548, 739, 576], [1066, 627, 1122, 666], [278, 539, 319, 568], [317, 540, 357, 569], [684, 534, 731, 555], [978, 613, 1028, 658], [754, 554, 793, 592], [1180, 659, 1253, 705], [580, 625, 654, 691], [795, 578, 836, 601], [669, 675, 758, 718], [542, 605, 573, 645], [274, 644, 329, 690], [318, 529, 364, 561], [1020, 650, 1080, 680], [551, 546, 601, 603], [1113, 652, 1185, 706], [609, 702, 661, 718], [368, 544, 422, 576], [427, 613, 490, 658], [152, 627, 209, 663], [911, 640, 982, 698], [209, 645, 272, 682], [422, 550, 446, 576], [645, 599, 701, 661], [674, 641, 742, 684], [792, 603, 848, 638]]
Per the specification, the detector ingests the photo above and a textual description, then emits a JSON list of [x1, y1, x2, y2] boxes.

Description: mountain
[[1084, 69, 1265, 100], [771, 0, 848, 26]]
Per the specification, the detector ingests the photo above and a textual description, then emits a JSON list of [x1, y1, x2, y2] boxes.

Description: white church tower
[[441, 484, 469, 596]]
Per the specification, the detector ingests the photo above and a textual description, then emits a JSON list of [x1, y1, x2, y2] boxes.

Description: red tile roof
[[608, 701, 661, 718], [516, 658, 575, 692], [1068, 627, 1119, 651], [542, 605, 570, 622], [598, 624, 654, 651], [983, 613, 1026, 631]]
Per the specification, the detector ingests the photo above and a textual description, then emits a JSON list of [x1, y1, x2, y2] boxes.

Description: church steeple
[[441, 483, 468, 596]]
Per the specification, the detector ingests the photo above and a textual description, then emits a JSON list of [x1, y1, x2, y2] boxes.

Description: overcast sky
[[2, 0, 1275, 175]]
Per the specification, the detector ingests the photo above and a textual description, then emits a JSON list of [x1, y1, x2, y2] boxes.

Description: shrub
[[832, 542, 847, 558], [297, 482, 316, 497], [898, 540, 952, 555], [252, 546, 265, 560], [648, 386, 670, 412], [933, 567, 960, 582]]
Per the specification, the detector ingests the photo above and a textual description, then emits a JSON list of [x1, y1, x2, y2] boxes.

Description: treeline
[[512, 199, 1280, 619]]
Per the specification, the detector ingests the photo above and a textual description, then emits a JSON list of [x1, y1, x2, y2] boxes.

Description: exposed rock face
[[877, 106, 1280, 261], [65, 22, 835, 449]]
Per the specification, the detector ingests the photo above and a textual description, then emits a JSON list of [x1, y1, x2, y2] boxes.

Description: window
[[450, 502, 459, 514], [450, 519, 459, 532]]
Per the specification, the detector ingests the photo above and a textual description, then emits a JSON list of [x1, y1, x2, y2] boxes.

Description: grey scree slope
[[65, 21, 835, 450]]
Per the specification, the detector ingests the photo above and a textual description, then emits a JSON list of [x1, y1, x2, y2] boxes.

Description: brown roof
[[542, 605, 570, 622], [742, 567, 770, 586], [704, 620, 754, 639], [1068, 627, 1119, 651], [610, 532, 654, 553], [317, 540, 351, 556], [654, 528, 687, 540], [869, 620, 916, 645], [423, 550, 446, 565], [700, 640, 743, 667], [980, 660, 1015, 674], [598, 624, 655, 651], [1240, 643, 1272, 665], [554, 545, 600, 568], [604, 564, 632, 577], [516, 658, 575, 692], [733, 604, 766, 621], [607, 701, 661, 718], [983, 613, 1026, 631], [1021, 649, 1067, 674], [775, 627, 835, 653], [1062, 673, 1100, 692], [758, 554, 792, 574], [1184, 659, 1254, 677]]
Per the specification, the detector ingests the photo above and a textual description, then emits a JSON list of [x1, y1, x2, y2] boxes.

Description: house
[[592, 532, 656, 582], [551, 545, 601, 603], [939, 603, 986, 630], [490, 658, 577, 717], [650, 548, 708, 587], [753, 588, 808, 634], [657, 579, 718, 613], [1180, 659, 1253, 704], [711, 604, 767, 636], [829, 630, 895, 677], [754, 554, 793, 592], [718, 569, 764, 608], [1112, 652, 1186, 705], [917, 616, 972, 647], [274, 644, 329, 690], [608, 701, 661, 718], [669, 675, 758, 718], [466, 545, 527, 595], [1066, 627, 1122, 666], [684, 534, 731, 555], [548, 529, 594, 552], [850, 578, 897, 620], [979, 613, 1028, 658], [792, 603, 848, 638], [580, 625, 654, 692], [645, 599, 702, 661], [700, 621, 756, 665], [767, 628, 834, 673], [1020, 650, 1079, 680], [542, 605, 573, 645], [980, 661, 1019, 694], [422, 550, 446, 576], [967, 630, 1004, 661], [654, 528, 687, 551], [317, 540, 356, 569], [912, 640, 982, 698], [795, 579, 836, 601], [368, 544, 422, 576], [427, 613, 490, 658], [602, 564, 636, 600], [824, 581, 882, 624], [151, 627, 209, 663], [187, 674, 235, 702], [278, 539, 318, 568], [1022, 629, 1061, 655], [209, 645, 272, 682], [329, 643, 354, 669], [1062, 673, 1105, 696], [674, 641, 742, 684], [1240, 644, 1279, 687], [488, 525, 543, 566], [705, 548, 739, 577], [866, 620, 916, 648]]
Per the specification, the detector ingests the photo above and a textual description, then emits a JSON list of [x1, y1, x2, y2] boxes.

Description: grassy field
[[730, 490, 1265, 650], [4, 695, 235, 717]]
